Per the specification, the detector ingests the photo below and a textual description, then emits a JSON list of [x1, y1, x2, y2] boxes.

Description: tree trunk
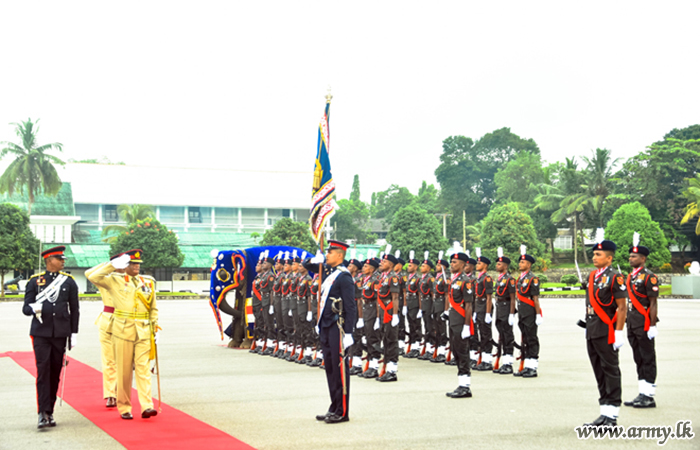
[[1, 272, 4, 298], [572, 218, 578, 264], [579, 220, 589, 264]]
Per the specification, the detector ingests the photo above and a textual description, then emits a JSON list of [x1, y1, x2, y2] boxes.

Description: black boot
[[446, 386, 472, 398], [494, 364, 513, 374], [584, 415, 617, 427], [37, 412, 49, 429]]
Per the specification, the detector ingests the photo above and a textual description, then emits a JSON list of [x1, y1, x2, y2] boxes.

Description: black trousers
[[320, 324, 350, 417], [432, 300, 447, 347], [474, 311, 493, 354], [282, 298, 295, 347], [273, 297, 284, 341], [407, 308, 423, 344], [253, 303, 264, 341], [587, 336, 622, 406], [381, 321, 399, 364], [449, 325, 471, 376], [421, 299, 433, 346], [495, 301, 514, 355], [398, 297, 406, 343], [32, 336, 66, 414], [295, 305, 311, 349], [518, 313, 539, 359], [348, 319, 364, 361], [628, 326, 656, 384]]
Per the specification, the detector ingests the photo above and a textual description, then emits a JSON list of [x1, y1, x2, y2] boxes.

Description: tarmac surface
[[1, 298, 698, 450]]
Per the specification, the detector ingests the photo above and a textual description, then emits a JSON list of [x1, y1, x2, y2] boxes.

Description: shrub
[[536, 274, 548, 283], [561, 274, 579, 286], [658, 263, 673, 273]]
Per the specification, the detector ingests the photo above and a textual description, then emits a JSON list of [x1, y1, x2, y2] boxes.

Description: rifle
[[491, 338, 501, 371]]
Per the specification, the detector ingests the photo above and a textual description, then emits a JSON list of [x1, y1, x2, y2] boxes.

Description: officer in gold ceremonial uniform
[[84, 253, 125, 407], [88, 249, 159, 420]]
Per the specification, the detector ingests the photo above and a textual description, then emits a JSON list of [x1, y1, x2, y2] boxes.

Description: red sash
[[103, 306, 115, 313], [252, 281, 262, 302], [448, 283, 474, 334], [587, 271, 617, 344], [626, 275, 650, 331], [378, 299, 394, 323], [516, 277, 542, 315]]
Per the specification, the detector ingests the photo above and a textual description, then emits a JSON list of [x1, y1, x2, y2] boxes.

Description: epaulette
[[59, 271, 75, 279], [30, 271, 46, 279], [141, 274, 156, 281]]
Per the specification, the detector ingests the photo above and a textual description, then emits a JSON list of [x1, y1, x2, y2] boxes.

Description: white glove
[[315, 325, 319, 334], [402, 306, 408, 316], [310, 251, 325, 264], [461, 325, 471, 339], [31, 302, 42, 314], [485, 313, 492, 324], [356, 318, 364, 329], [306, 311, 312, 322], [508, 314, 514, 326], [269, 305, 274, 315], [472, 312, 477, 322], [417, 310, 423, 319], [391, 314, 399, 327], [343, 334, 354, 349], [154, 331, 160, 345], [647, 326, 658, 340], [584, 329, 587, 339], [374, 318, 380, 330], [70, 333, 78, 349], [362, 336, 367, 345], [535, 314, 543, 326], [613, 330, 625, 350], [112, 253, 131, 269], [440, 310, 449, 322], [288, 309, 293, 317]]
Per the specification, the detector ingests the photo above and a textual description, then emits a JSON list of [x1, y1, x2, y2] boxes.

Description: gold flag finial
[[325, 85, 333, 103]]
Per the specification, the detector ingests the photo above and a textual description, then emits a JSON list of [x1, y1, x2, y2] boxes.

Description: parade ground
[[1, 297, 698, 450]]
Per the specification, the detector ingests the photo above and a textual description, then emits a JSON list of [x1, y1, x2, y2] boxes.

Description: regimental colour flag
[[310, 95, 338, 244]]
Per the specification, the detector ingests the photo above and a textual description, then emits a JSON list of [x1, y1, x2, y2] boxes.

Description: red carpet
[[0, 351, 255, 450]]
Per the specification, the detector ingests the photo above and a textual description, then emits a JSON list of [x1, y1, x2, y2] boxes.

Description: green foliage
[[561, 274, 579, 286], [371, 184, 416, 225], [680, 174, 700, 234], [536, 274, 548, 283], [494, 152, 546, 205], [350, 174, 361, 202], [475, 203, 545, 266], [604, 202, 671, 271], [0, 204, 41, 296], [334, 198, 376, 244], [385, 204, 448, 262], [0, 118, 64, 215], [101, 204, 155, 242], [250, 232, 261, 244], [658, 263, 673, 273], [416, 181, 440, 215], [260, 218, 317, 253], [110, 219, 184, 269]]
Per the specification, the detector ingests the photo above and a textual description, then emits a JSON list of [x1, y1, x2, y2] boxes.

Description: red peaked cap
[[327, 240, 349, 251]]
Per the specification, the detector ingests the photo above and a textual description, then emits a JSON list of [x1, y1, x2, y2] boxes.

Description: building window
[[104, 205, 118, 222], [154, 267, 173, 282], [282, 209, 291, 218], [189, 207, 202, 223]]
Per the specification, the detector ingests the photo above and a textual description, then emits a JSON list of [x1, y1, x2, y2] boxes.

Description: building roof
[[0, 182, 76, 216], [58, 163, 312, 209]]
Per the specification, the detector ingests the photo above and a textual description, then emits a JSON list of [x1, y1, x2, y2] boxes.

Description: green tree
[[579, 148, 622, 227], [0, 119, 64, 215], [102, 204, 155, 243], [110, 219, 184, 270], [350, 174, 361, 202], [477, 203, 545, 269], [416, 181, 440, 215], [494, 152, 546, 205], [681, 175, 700, 235], [0, 203, 40, 297], [260, 218, 316, 253], [605, 202, 671, 271], [384, 204, 448, 262], [371, 184, 416, 224], [334, 198, 376, 244]]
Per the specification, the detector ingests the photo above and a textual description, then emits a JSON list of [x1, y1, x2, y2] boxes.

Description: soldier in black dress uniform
[[417, 252, 435, 361], [394, 254, 408, 356], [514, 246, 542, 378], [462, 254, 478, 369], [493, 248, 517, 374], [272, 253, 286, 357], [296, 258, 313, 364], [258, 253, 277, 356], [404, 251, 423, 358], [582, 231, 628, 427], [249, 255, 265, 353], [473, 250, 494, 371], [307, 270, 324, 367], [280, 253, 295, 359], [624, 235, 659, 408], [442, 251, 474, 398], [22, 246, 80, 429], [310, 240, 357, 424], [347, 255, 365, 375], [376, 250, 401, 382], [358, 257, 381, 378], [432, 254, 449, 363]]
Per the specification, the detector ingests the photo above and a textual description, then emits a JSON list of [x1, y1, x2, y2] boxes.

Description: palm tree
[[102, 204, 155, 242], [681, 175, 700, 234], [578, 148, 622, 227], [0, 119, 64, 215]]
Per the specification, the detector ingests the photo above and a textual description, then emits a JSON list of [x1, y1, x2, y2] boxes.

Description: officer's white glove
[[269, 305, 274, 315], [461, 325, 471, 339], [402, 306, 408, 316], [374, 318, 380, 330], [440, 310, 449, 322], [647, 326, 658, 340], [417, 310, 423, 319], [111, 254, 131, 270], [154, 331, 160, 345], [288, 309, 293, 317], [306, 311, 312, 322], [343, 334, 354, 349], [310, 251, 325, 264], [535, 314, 543, 326], [391, 314, 399, 327], [613, 330, 625, 350], [31, 302, 42, 314], [508, 314, 514, 326], [485, 313, 492, 324], [356, 318, 364, 329], [473, 312, 477, 323], [70, 333, 78, 349]]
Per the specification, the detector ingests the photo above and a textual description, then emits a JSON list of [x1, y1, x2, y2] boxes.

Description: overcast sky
[[1, 1, 698, 203]]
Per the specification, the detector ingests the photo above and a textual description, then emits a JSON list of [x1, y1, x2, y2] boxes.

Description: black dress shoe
[[316, 412, 330, 421], [349, 366, 362, 376], [513, 369, 523, 377], [432, 354, 446, 363], [405, 350, 420, 359], [417, 352, 431, 361], [47, 413, 56, 427], [121, 412, 133, 420], [521, 368, 538, 378], [376, 372, 397, 382], [584, 415, 617, 427], [106, 397, 117, 408], [475, 362, 493, 371], [309, 358, 323, 367], [632, 394, 656, 408], [261, 348, 274, 356], [325, 413, 349, 424], [141, 408, 158, 419], [446, 386, 472, 398], [624, 394, 644, 407], [470, 360, 477, 369], [362, 368, 378, 379], [445, 359, 457, 366], [494, 364, 513, 374], [37, 412, 49, 429]]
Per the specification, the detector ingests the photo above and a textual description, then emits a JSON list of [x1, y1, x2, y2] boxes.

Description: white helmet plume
[[395, 249, 401, 258], [595, 227, 605, 244], [424, 251, 429, 261], [438, 251, 444, 260], [475, 247, 481, 258], [351, 248, 356, 259], [633, 232, 640, 247], [497, 247, 504, 258], [385, 244, 392, 256], [409, 250, 415, 260], [520, 245, 527, 256]]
